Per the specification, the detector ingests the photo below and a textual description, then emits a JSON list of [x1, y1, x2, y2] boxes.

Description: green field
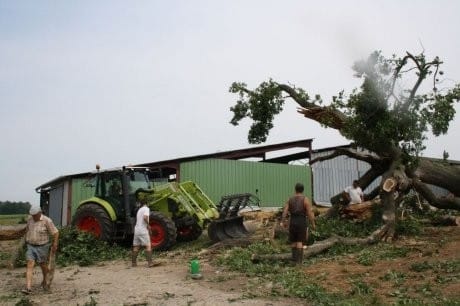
[[0, 214, 27, 225]]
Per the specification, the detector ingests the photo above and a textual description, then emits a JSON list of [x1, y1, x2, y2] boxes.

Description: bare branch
[[401, 52, 443, 112], [402, 52, 426, 111], [310, 147, 383, 165], [412, 179, 460, 210], [265, 83, 348, 130], [413, 158, 460, 196], [277, 83, 312, 108], [388, 55, 410, 102], [433, 62, 440, 92], [400, 66, 419, 74]]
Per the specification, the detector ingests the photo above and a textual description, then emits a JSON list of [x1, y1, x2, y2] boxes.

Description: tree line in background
[[0, 201, 31, 214]]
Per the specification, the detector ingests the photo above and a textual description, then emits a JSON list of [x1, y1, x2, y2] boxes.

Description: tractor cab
[[72, 166, 153, 240], [92, 167, 152, 220]]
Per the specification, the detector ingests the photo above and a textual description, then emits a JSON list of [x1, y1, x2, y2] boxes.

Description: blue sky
[[1, 1, 460, 204]]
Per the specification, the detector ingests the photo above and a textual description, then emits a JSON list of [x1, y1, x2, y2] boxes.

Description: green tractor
[[71, 166, 257, 250]]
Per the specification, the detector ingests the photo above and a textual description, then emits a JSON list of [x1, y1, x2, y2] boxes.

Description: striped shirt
[[25, 214, 58, 245]]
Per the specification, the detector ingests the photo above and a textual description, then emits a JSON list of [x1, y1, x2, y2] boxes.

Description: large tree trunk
[[411, 159, 460, 210], [415, 159, 460, 196], [377, 189, 396, 242]]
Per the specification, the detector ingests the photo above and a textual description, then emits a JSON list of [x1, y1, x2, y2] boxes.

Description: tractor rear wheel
[[72, 203, 114, 241], [176, 223, 203, 242], [149, 211, 177, 251]]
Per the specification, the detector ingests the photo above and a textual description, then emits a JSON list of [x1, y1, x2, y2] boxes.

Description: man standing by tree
[[131, 200, 155, 267], [280, 183, 316, 265], [343, 180, 364, 205], [22, 206, 59, 294]]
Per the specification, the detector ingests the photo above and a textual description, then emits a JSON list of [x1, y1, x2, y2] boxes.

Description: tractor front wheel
[[72, 203, 114, 241], [149, 212, 177, 251]]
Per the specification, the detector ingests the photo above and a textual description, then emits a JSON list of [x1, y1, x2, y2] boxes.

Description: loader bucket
[[207, 216, 249, 242], [222, 216, 248, 237], [207, 193, 259, 243], [207, 221, 232, 242]]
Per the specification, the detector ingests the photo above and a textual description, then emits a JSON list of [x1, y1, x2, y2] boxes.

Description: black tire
[[176, 223, 203, 242], [72, 203, 114, 241], [149, 211, 177, 251]]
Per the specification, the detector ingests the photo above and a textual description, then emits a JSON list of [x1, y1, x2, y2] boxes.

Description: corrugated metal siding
[[180, 159, 312, 207], [70, 177, 95, 217], [311, 151, 380, 205], [49, 185, 63, 226]]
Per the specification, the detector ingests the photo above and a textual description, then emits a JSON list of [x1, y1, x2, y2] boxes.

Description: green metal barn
[[36, 139, 313, 227], [180, 159, 311, 207]]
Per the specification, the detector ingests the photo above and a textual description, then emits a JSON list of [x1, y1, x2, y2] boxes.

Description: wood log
[[208, 238, 256, 250], [431, 215, 460, 226], [240, 210, 280, 221], [0, 225, 27, 241], [341, 200, 380, 221], [251, 235, 377, 263]]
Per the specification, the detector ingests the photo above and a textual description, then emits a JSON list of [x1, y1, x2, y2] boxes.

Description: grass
[[381, 270, 406, 286], [0, 214, 27, 225], [410, 260, 460, 273], [349, 277, 374, 295], [216, 242, 343, 304]]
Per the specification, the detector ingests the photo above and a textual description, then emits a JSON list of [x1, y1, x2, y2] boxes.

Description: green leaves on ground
[[14, 227, 128, 267], [57, 227, 128, 266], [217, 242, 340, 304]]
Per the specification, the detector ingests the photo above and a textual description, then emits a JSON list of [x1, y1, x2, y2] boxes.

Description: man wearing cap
[[22, 206, 59, 294]]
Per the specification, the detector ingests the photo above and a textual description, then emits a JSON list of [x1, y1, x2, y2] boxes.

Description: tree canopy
[[230, 51, 459, 155]]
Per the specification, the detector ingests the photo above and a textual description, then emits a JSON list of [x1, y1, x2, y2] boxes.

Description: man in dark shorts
[[281, 183, 316, 265]]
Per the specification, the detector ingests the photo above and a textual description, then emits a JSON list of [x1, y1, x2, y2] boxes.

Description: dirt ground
[[1, 221, 459, 305], [0, 249, 302, 306], [305, 226, 460, 304]]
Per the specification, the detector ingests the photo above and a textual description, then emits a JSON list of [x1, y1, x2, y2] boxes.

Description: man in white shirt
[[132, 201, 155, 267], [343, 180, 364, 204]]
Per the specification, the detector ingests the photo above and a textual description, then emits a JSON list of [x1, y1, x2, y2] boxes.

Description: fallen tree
[[229, 50, 460, 242]]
